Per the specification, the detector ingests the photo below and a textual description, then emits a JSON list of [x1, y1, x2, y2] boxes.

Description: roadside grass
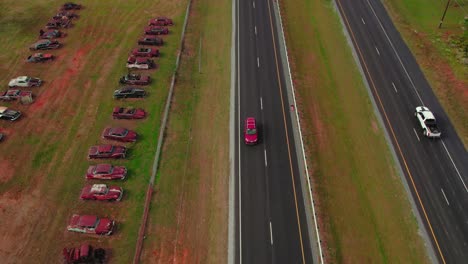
[[382, 0, 468, 146], [0, 0, 188, 263], [280, 0, 429, 262], [140, 0, 231, 262]]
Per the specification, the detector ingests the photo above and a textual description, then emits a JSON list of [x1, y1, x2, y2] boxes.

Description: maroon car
[[144, 26, 169, 35], [63, 244, 106, 264], [131, 47, 159, 57], [112, 107, 146, 119], [86, 164, 126, 180], [138, 36, 164, 46], [0, 90, 32, 101], [102, 127, 137, 143], [148, 17, 173, 26], [80, 184, 123, 201], [119, 73, 150, 85], [39, 29, 63, 39], [244, 117, 258, 145], [88, 144, 126, 159], [67, 214, 114, 235]]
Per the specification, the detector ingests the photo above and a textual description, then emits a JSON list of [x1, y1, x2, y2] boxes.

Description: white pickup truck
[[415, 106, 441, 138]]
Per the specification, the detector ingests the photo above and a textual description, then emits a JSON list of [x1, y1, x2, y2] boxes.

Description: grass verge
[[139, 0, 231, 262], [280, 0, 430, 262], [382, 0, 468, 146]]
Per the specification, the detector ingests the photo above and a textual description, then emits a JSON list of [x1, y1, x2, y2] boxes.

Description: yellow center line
[[265, 0, 306, 262], [335, 0, 446, 263]]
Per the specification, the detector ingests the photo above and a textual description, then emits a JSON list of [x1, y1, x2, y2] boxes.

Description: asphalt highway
[[336, 0, 468, 263], [234, 0, 313, 263]]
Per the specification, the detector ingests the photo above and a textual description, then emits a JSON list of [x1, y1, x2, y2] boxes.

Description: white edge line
[[441, 188, 450, 205], [236, 0, 242, 262], [413, 128, 420, 141], [274, 0, 324, 262], [269, 221, 274, 245], [441, 140, 468, 193]]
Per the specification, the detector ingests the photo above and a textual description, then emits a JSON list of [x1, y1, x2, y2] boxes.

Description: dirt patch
[[0, 160, 15, 183]]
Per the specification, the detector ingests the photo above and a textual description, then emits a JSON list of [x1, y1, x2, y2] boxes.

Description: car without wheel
[[0, 106, 21, 121], [112, 107, 146, 119], [67, 214, 114, 235], [0, 90, 32, 101], [415, 106, 442, 138], [80, 184, 123, 201], [61, 2, 82, 10], [27, 53, 54, 63], [8, 76, 42, 88], [88, 144, 126, 159], [53, 11, 79, 20], [102, 127, 137, 143], [39, 29, 63, 39], [62, 244, 106, 264], [148, 17, 173, 26], [29, 39, 61, 50], [144, 26, 169, 35], [113, 87, 146, 99], [119, 73, 150, 85], [131, 47, 159, 57], [86, 164, 127, 180], [244, 117, 258, 145], [138, 36, 164, 46], [45, 18, 71, 29]]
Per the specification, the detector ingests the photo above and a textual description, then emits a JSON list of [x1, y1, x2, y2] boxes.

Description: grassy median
[[383, 0, 468, 146], [279, 0, 430, 262], [139, 0, 231, 262]]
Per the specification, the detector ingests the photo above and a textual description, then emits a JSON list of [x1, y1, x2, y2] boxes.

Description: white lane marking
[[441, 188, 450, 205], [413, 128, 420, 142], [264, 149, 268, 167], [441, 140, 468, 193], [260, 97, 263, 110], [361, 17, 366, 24], [254, 26, 257, 35], [375, 46, 380, 56], [391, 82, 397, 93], [366, 0, 424, 105], [269, 221, 274, 245], [257, 57, 260, 68], [253, 1, 255, 8]]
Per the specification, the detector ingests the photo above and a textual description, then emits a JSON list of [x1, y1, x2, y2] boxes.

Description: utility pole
[[439, 0, 451, 29]]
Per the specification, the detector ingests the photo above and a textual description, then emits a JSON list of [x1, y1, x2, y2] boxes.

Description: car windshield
[[246, 128, 257, 135]]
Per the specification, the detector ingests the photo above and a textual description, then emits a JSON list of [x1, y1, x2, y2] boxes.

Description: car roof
[[36, 39, 50, 44], [95, 163, 112, 171], [90, 184, 107, 193], [78, 215, 98, 227], [421, 110, 435, 119], [97, 144, 113, 152], [15, 76, 29, 81], [0, 106, 7, 113], [109, 127, 127, 134]]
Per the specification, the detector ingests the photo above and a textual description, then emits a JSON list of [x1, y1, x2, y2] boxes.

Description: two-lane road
[[234, 0, 314, 262], [336, 0, 468, 263]]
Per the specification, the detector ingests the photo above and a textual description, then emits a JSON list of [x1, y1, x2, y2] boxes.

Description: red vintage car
[[102, 127, 137, 143], [119, 73, 150, 85], [112, 107, 146, 119], [148, 17, 173, 26], [86, 164, 127, 180], [63, 244, 106, 264], [67, 214, 114, 235], [244, 117, 258, 145], [80, 184, 123, 201], [88, 144, 126, 159], [131, 47, 159, 57], [144, 26, 169, 35]]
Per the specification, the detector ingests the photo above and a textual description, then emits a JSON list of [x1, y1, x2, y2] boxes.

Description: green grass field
[[280, 0, 430, 262], [0, 1, 189, 263], [140, 0, 231, 262], [383, 0, 468, 146]]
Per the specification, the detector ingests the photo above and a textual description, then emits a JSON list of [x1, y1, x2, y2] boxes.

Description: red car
[[102, 127, 137, 143], [86, 164, 126, 180], [88, 144, 126, 159], [63, 244, 106, 264], [148, 17, 173, 26], [67, 214, 114, 235], [119, 73, 150, 85], [80, 184, 123, 201], [131, 47, 159, 57], [112, 107, 146, 119], [244, 117, 258, 145], [144, 26, 169, 35]]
